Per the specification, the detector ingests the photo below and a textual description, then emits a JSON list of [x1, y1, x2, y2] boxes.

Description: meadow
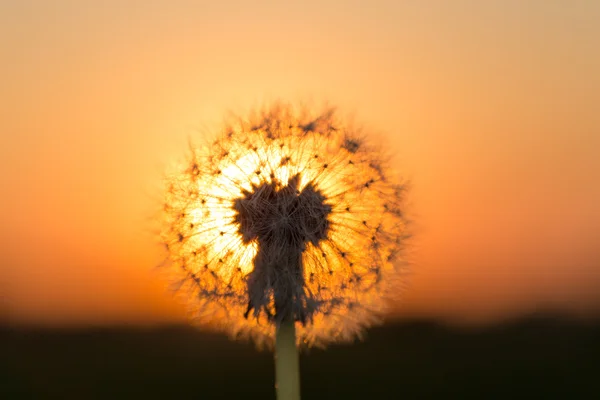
[[3, 315, 599, 399]]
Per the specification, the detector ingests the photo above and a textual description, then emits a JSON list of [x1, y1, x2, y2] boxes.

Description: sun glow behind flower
[[161, 104, 409, 347]]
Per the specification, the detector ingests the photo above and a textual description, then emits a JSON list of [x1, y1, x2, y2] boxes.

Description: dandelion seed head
[[160, 102, 409, 348]]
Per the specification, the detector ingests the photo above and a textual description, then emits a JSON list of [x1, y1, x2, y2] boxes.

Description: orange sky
[[2, 1, 600, 327]]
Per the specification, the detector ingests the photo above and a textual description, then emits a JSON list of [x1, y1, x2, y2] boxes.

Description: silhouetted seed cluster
[[160, 103, 409, 347], [234, 174, 332, 325]]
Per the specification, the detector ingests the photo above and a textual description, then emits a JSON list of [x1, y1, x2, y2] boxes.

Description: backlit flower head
[[160, 102, 409, 347]]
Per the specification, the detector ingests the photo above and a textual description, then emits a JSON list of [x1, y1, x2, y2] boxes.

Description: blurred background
[[1, 0, 599, 398]]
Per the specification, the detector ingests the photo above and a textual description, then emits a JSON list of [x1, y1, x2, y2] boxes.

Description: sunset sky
[[2, 0, 599, 327]]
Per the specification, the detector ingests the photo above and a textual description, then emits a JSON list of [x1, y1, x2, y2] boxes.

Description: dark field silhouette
[[2, 315, 599, 399]]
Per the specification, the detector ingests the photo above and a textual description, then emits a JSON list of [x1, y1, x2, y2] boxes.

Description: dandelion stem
[[275, 318, 301, 400]]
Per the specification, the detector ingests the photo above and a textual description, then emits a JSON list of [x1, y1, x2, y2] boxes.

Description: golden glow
[[185, 132, 326, 278], [5, 1, 600, 328], [161, 105, 408, 347]]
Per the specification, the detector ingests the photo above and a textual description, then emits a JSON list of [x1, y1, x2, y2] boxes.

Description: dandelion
[[159, 102, 409, 399]]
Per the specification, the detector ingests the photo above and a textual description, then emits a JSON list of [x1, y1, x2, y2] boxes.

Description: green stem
[[275, 318, 301, 400]]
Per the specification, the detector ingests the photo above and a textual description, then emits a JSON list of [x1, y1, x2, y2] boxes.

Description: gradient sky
[[2, 0, 599, 327]]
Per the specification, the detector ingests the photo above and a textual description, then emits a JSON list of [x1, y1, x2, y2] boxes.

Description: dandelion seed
[[160, 102, 409, 348]]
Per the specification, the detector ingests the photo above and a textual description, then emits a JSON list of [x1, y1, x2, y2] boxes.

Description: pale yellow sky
[[1, 0, 599, 326]]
